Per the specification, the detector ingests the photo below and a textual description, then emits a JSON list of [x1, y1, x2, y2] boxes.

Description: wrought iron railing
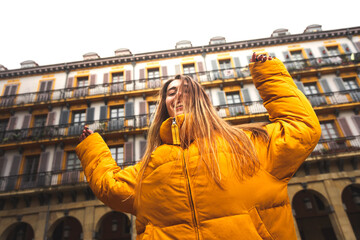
[[1, 89, 360, 144], [0, 162, 135, 193], [311, 135, 360, 156], [0, 54, 358, 108]]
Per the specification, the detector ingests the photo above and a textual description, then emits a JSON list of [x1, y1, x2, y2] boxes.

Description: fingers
[[79, 126, 94, 142], [252, 53, 275, 63]]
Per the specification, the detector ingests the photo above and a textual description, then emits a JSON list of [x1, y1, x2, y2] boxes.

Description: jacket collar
[[160, 114, 185, 145]]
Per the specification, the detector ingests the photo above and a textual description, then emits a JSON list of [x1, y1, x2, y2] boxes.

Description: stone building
[[0, 24, 359, 240]]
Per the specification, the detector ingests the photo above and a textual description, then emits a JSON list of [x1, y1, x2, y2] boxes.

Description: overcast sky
[[1, 0, 359, 70]]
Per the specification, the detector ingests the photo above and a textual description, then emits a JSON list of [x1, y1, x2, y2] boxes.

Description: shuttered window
[[110, 146, 124, 166], [66, 152, 81, 170], [23, 155, 40, 183], [326, 46, 340, 56], [343, 78, 359, 90], [226, 92, 241, 104], [290, 50, 304, 60], [112, 72, 124, 83], [320, 122, 339, 139], [183, 64, 195, 74], [77, 76, 89, 87], [72, 111, 86, 125], [148, 68, 160, 80], [110, 106, 124, 119], [304, 83, 320, 95]]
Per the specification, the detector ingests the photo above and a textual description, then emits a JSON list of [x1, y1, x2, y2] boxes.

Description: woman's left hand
[[251, 52, 273, 63]]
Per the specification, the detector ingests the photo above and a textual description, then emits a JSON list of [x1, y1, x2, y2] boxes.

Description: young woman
[[77, 53, 321, 239]]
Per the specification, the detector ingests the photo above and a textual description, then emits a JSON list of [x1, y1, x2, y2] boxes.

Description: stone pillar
[[131, 215, 137, 240], [324, 179, 356, 240], [34, 211, 48, 240], [83, 206, 95, 240]]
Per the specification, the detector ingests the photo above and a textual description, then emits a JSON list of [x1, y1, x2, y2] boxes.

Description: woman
[[76, 53, 321, 239]]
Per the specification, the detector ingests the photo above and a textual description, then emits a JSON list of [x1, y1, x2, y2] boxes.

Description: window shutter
[[59, 110, 70, 125], [211, 60, 218, 70], [282, 51, 291, 61], [352, 115, 360, 131], [338, 118, 353, 137], [139, 101, 146, 114], [124, 142, 133, 164], [9, 155, 21, 176], [319, 47, 328, 57], [356, 42, 360, 52], [241, 88, 251, 103], [22, 114, 31, 129], [90, 74, 97, 86], [52, 151, 64, 171], [125, 102, 134, 119], [99, 106, 108, 121], [234, 57, 241, 68], [139, 69, 145, 81], [341, 43, 351, 54], [103, 73, 109, 84], [319, 79, 331, 94], [217, 91, 227, 106], [125, 70, 132, 83], [39, 81, 46, 92], [46, 112, 56, 126], [334, 77, 346, 91], [295, 81, 306, 94], [139, 140, 147, 160], [197, 62, 204, 73], [86, 107, 95, 124], [161, 66, 168, 79], [66, 77, 74, 88], [0, 157, 5, 176], [10, 85, 17, 95], [304, 48, 313, 58], [4, 86, 10, 96], [7, 116, 17, 130], [175, 65, 181, 75], [46, 81, 53, 91], [38, 152, 50, 172]]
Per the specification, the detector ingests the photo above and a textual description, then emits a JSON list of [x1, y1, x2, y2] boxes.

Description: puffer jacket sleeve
[[75, 133, 140, 214], [249, 58, 321, 181]]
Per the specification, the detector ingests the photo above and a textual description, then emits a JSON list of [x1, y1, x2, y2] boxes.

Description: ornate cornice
[[1, 26, 359, 79]]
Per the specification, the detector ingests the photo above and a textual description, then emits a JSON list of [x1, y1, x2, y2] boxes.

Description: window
[[66, 152, 81, 170], [72, 111, 86, 125], [1, 84, 18, 107], [326, 46, 340, 56], [303, 83, 320, 95], [112, 72, 124, 83], [0, 119, 8, 141], [219, 59, 232, 70], [110, 146, 124, 166], [37, 80, 53, 101], [32, 115, 47, 137], [148, 68, 160, 80], [77, 76, 89, 87], [110, 106, 124, 120], [219, 59, 234, 79], [226, 92, 241, 104], [148, 103, 157, 115], [183, 64, 195, 75], [23, 155, 40, 183], [343, 78, 359, 90], [290, 51, 304, 60], [320, 122, 339, 139]]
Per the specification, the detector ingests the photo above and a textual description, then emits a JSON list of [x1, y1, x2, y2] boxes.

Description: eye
[[168, 91, 176, 96]]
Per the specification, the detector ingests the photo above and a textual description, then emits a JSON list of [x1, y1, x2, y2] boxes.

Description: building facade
[[0, 25, 359, 240]]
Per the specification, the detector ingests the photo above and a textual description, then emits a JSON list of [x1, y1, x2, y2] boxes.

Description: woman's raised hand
[[79, 125, 94, 142], [251, 52, 274, 63]]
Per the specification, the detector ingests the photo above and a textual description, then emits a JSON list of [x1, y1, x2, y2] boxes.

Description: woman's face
[[165, 80, 188, 118]]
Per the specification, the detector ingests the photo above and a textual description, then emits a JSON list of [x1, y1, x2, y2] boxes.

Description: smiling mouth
[[175, 105, 183, 110]]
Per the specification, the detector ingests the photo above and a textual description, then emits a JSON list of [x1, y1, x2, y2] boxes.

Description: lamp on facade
[[63, 224, 70, 239], [112, 219, 118, 232], [303, 197, 313, 210]]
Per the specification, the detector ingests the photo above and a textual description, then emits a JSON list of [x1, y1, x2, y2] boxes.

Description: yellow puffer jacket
[[76, 59, 321, 239]]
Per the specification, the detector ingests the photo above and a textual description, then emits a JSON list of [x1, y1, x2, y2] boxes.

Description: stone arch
[[94, 211, 131, 240], [292, 189, 337, 240], [341, 183, 360, 239], [47, 216, 83, 240], [0, 222, 34, 240]]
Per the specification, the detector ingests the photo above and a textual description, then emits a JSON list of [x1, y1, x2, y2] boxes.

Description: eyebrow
[[167, 84, 189, 92]]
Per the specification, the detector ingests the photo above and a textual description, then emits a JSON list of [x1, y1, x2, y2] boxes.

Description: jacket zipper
[[172, 117, 200, 239], [183, 152, 200, 239]]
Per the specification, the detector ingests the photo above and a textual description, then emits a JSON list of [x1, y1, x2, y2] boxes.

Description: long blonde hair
[[138, 75, 268, 185]]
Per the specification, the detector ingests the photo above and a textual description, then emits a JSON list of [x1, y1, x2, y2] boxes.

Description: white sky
[[1, 0, 359, 70]]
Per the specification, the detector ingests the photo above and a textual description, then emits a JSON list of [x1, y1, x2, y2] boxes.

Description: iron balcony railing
[[1, 89, 360, 145], [0, 54, 358, 109], [311, 135, 360, 157], [1, 135, 359, 193], [0, 161, 135, 193]]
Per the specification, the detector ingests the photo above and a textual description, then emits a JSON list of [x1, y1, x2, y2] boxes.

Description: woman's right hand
[[79, 125, 94, 142]]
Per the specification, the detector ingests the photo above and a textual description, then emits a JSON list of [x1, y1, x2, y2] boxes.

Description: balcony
[[311, 135, 360, 157], [1, 53, 358, 110], [0, 161, 135, 193]]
